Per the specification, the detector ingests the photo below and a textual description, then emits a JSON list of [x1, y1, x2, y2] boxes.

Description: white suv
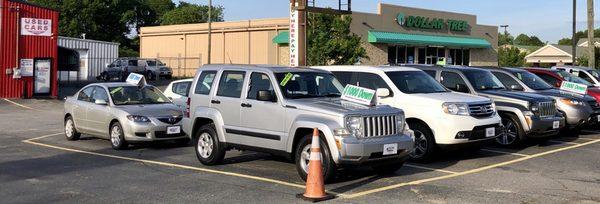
[[314, 66, 502, 161]]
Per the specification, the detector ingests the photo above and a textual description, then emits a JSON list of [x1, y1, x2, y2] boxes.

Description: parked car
[[313, 65, 502, 161], [525, 67, 600, 103], [64, 83, 188, 150], [98, 58, 146, 82], [183, 64, 415, 182], [552, 65, 600, 87], [142, 59, 173, 80], [164, 79, 193, 112], [416, 66, 565, 147], [486, 67, 600, 131]]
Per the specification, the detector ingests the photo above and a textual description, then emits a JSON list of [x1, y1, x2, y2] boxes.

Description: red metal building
[[1, 0, 59, 98]]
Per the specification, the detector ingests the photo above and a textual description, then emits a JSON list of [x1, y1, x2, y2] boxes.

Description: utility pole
[[573, 0, 577, 65], [588, 0, 595, 68], [207, 0, 212, 65]]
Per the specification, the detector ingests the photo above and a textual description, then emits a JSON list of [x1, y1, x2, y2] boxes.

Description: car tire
[[294, 134, 337, 183], [110, 122, 129, 150], [408, 122, 437, 162], [64, 116, 81, 141], [371, 161, 405, 175], [165, 75, 172, 80], [194, 123, 225, 165], [496, 114, 524, 147]]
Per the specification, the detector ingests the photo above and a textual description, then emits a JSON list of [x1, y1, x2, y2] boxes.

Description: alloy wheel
[[197, 133, 214, 158], [299, 144, 325, 174], [65, 119, 74, 137], [497, 119, 518, 145], [111, 125, 122, 147], [409, 130, 427, 158]]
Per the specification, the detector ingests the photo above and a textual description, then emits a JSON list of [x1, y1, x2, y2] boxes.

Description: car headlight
[[396, 114, 405, 132], [560, 98, 584, 106], [530, 103, 539, 113], [345, 116, 363, 137], [442, 103, 470, 116], [127, 115, 151, 123]]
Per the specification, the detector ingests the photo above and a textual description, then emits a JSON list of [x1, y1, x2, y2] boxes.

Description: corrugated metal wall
[[0, 0, 59, 98], [58, 37, 119, 80]]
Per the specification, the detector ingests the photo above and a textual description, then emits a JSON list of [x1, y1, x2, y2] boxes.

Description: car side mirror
[[455, 84, 470, 93], [257, 90, 276, 102], [95, 99, 108, 105], [376, 88, 391, 98], [510, 84, 524, 91]]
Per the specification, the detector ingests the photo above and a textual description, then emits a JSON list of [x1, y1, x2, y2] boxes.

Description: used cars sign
[[21, 18, 52, 36], [560, 81, 587, 94], [341, 85, 376, 106]]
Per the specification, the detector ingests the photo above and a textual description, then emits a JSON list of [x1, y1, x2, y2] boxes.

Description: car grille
[[588, 100, 600, 110], [538, 101, 556, 118], [157, 116, 182, 124], [468, 103, 494, 118], [362, 115, 400, 138]]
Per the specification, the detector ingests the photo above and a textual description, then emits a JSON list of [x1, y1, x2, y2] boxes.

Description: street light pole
[[588, 0, 595, 68], [207, 0, 212, 65], [573, 0, 577, 65]]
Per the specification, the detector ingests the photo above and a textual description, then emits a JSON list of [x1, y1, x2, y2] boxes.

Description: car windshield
[[386, 71, 448, 94], [514, 71, 553, 90], [108, 86, 171, 105], [463, 70, 506, 91], [556, 70, 593, 86], [589, 69, 600, 80], [275, 72, 344, 99], [146, 61, 156, 66]]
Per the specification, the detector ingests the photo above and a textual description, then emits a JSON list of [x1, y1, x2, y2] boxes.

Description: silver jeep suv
[[183, 64, 414, 182]]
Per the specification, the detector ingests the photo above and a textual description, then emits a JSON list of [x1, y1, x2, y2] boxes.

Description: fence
[[154, 56, 202, 78]]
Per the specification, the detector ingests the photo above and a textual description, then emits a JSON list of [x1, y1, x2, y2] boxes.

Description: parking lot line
[[22, 134, 307, 190], [480, 148, 530, 157], [547, 140, 580, 145], [404, 164, 458, 174], [340, 139, 600, 199], [3, 99, 34, 110], [577, 137, 597, 141]]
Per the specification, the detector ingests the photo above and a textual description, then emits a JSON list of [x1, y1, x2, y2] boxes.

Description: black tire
[[110, 122, 129, 150], [294, 134, 337, 183], [165, 75, 172, 80], [408, 122, 437, 162], [64, 116, 81, 141], [194, 123, 225, 165], [372, 161, 405, 175], [147, 71, 156, 81], [496, 114, 525, 147]]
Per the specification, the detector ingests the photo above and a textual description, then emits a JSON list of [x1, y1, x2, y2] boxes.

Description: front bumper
[[336, 130, 414, 165], [123, 119, 187, 142], [559, 104, 595, 128], [526, 116, 564, 138], [433, 114, 502, 145]]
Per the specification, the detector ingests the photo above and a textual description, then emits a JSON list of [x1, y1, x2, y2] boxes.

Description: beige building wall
[[525, 45, 573, 64], [350, 3, 498, 66], [140, 18, 289, 77]]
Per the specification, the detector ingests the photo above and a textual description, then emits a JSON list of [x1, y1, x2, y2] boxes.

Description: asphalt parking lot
[[2, 98, 600, 203]]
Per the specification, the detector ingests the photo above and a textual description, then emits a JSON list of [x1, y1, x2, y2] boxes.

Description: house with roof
[[524, 44, 587, 67]]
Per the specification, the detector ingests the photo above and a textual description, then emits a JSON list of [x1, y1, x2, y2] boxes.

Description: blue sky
[[186, 0, 600, 43]]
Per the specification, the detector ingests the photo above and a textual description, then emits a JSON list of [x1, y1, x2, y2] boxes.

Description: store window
[[448, 49, 470, 66], [387, 46, 416, 65]]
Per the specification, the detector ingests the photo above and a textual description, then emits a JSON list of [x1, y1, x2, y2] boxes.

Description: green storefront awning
[[368, 30, 491, 48], [272, 31, 289, 44]]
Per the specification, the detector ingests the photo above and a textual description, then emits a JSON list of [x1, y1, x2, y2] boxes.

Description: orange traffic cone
[[297, 128, 335, 202]]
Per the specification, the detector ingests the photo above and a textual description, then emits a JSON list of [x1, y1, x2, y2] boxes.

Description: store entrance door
[[34, 58, 52, 96]]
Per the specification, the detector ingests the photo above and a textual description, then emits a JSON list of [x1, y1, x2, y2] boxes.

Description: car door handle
[[211, 100, 221, 104], [241, 103, 252, 108]]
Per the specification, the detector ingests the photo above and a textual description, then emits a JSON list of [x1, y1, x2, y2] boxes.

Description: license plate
[[552, 121, 560, 129], [485, 127, 495, 138], [383, 143, 398, 155], [167, 126, 181, 134]]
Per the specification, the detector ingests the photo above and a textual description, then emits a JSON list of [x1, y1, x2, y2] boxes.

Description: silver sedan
[[63, 83, 188, 150]]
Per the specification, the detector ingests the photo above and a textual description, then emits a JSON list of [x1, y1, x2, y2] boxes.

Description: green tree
[[160, 2, 224, 25], [498, 47, 527, 67], [498, 32, 514, 46], [307, 14, 367, 65], [558, 38, 573, 45], [514, 34, 545, 46]]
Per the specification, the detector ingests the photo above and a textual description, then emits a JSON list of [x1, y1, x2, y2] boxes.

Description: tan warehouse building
[[140, 3, 498, 77]]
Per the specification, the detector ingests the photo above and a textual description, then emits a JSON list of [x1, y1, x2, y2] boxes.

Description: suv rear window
[[216, 71, 246, 98], [128, 60, 138, 66]]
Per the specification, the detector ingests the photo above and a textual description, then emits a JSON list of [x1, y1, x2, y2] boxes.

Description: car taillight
[[185, 97, 191, 118]]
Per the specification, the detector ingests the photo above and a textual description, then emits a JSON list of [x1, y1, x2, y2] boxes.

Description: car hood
[[115, 103, 182, 117], [479, 90, 551, 102], [536, 89, 593, 101], [286, 97, 401, 117], [407, 92, 491, 105]]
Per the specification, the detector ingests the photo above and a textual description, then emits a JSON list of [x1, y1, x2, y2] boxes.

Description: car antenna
[[226, 52, 233, 64]]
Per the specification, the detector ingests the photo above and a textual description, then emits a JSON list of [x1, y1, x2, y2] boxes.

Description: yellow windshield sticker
[[110, 87, 123, 94], [280, 73, 293, 86]]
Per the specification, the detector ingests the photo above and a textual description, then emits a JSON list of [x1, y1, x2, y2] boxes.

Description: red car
[[525, 67, 600, 103]]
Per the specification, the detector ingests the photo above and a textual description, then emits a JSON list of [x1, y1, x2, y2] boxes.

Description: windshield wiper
[[322, 93, 341, 97]]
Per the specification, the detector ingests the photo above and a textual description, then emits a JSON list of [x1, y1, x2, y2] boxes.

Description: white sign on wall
[[20, 59, 34, 77], [289, 2, 299, 67], [21, 18, 52, 36]]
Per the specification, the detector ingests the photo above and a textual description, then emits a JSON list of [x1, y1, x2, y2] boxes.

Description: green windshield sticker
[[110, 87, 123, 94], [280, 73, 293, 86]]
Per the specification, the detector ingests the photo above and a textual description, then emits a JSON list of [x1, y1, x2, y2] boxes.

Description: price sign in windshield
[[560, 81, 587, 94]]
